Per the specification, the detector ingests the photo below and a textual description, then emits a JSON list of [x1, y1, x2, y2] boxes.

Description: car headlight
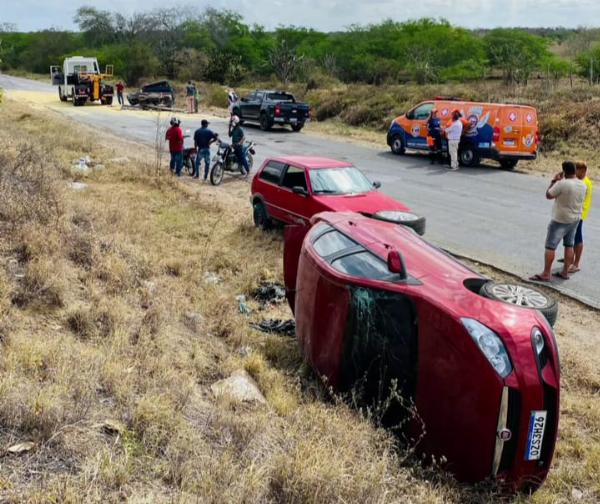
[[531, 327, 548, 369], [462, 318, 513, 378]]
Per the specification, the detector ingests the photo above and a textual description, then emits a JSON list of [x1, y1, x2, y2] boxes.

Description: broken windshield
[[310, 167, 373, 195]]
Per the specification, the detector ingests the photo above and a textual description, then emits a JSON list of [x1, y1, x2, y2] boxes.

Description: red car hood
[[313, 191, 411, 214]]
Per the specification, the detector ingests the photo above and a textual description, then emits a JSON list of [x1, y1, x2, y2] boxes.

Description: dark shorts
[[545, 220, 579, 250], [574, 219, 584, 246]]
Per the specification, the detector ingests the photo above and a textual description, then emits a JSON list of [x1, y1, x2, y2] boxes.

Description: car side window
[[413, 103, 434, 120], [259, 161, 285, 184], [281, 166, 308, 191], [313, 230, 357, 257], [331, 251, 395, 281]]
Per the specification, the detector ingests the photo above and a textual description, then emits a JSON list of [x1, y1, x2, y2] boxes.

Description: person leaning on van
[[444, 110, 463, 171]]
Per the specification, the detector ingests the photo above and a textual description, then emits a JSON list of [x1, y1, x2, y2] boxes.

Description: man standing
[[116, 81, 125, 106], [193, 119, 218, 181], [228, 88, 240, 115], [427, 108, 442, 164], [165, 117, 184, 177], [229, 115, 250, 176], [570, 161, 593, 272], [445, 109, 463, 171], [186, 81, 195, 114], [531, 161, 587, 281]]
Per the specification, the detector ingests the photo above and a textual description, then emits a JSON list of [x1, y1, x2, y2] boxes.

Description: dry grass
[[0, 96, 598, 503]]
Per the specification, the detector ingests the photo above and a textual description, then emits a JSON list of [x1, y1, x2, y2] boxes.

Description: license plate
[[525, 410, 547, 461], [292, 109, 297, 113], [504, 139, 516, 146], [290, 118, 298, 124]]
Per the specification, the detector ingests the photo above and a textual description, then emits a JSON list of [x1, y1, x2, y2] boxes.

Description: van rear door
[[497, 106, 538, 155]]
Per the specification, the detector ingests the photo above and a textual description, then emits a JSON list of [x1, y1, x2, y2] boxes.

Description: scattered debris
[[72, 158, 90, 173], [68, 181, 88, 191], [95, 419, 125, 436], [237, 345, 253, 357], [94, 164, 105, 171], [6, 441, 35, 455], [251, 282, 285, 306], [571, 489, 584, 500], [203, 271, 222, 285], [184, 311, 204, 333], [7, 258, 25, 280], [211, 369, 266, 404], [236, 294, 251, 314], [108, 156, 130, 165], [251, 319, 295, 337]]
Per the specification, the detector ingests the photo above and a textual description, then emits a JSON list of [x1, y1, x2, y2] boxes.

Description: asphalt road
[[2, 74, 599, 308]]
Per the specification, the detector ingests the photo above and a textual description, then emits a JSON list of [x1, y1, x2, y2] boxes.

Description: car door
[[240, 92, 256, 119], [256, 160, 287, 222], [497, 106, 523, 154], [246, 92, 263, 119], [404, 102, 434, 150], [278, 164, 314, 224]]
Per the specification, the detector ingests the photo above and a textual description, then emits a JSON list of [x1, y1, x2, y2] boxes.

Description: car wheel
[[479, 281, 558, 327], [371, 211, 426, 236], [58, 87, 67, 102], [253, 201, 272, 230], [210, 162, 224, 186], [500, 159, 518, 170], [259, 113, 272, 131], [459, 145, 480, 167], [291, 124, 304, 132], [390, 134, 405, 155]]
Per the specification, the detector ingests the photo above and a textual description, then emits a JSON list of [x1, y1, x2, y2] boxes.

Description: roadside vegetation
[[0, 89, 599, 502]]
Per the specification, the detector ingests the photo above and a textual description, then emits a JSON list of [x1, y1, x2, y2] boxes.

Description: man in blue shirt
[[427, 108, 442, 164], [193, 119, 218, 180]]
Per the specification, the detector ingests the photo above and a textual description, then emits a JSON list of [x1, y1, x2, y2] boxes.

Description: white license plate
[[525, 410, 547, 461], [290, 118, 298, 124], [504, 139, 516, 146]]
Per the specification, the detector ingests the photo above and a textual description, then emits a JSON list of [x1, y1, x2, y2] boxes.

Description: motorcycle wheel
[[246, 153, 254, 172], [185, 155, 195, 176], [210, 162, 224, 186]]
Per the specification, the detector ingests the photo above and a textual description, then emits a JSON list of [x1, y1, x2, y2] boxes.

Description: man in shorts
[[531, 161, 587, 281]]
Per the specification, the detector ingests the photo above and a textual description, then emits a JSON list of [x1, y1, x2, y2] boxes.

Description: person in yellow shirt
[[571, 161, 593, 272]]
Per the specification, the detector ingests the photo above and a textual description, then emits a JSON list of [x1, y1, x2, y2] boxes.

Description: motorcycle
[[209, 139, 256, 186], [182, 133, 196, 176]]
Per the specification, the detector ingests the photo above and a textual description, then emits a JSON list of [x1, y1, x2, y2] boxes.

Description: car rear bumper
[[493, 151, 538, 161]]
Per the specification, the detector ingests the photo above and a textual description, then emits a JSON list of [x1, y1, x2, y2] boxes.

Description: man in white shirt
[[530, 161, 587, 281], [445, 110, 463, 170]]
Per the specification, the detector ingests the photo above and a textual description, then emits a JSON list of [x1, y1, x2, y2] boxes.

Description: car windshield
[[310, 167, 373, 195]]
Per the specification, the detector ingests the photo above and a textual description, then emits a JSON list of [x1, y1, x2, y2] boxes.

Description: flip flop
[[568, 266, 580, 273], [553, 271, 569, 280], [529, 274, 551, 282]]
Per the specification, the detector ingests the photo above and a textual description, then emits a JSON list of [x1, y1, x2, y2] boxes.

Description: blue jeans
[[170, 151, 183, 176], [194, 148, 211, 179], [233, 144, 249, 174]]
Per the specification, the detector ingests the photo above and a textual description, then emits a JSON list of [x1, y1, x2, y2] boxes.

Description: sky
[[1, 0, 600, 32]]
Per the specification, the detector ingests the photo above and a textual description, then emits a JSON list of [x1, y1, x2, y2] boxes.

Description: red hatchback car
[[283, 211, 560, 492], [250, 156, 425, 234]]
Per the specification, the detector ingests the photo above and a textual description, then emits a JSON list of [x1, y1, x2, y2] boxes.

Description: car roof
[[268, 156, 352, 169]]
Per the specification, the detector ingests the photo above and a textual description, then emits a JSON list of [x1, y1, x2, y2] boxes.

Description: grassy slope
[[0, 98, 598, 503]]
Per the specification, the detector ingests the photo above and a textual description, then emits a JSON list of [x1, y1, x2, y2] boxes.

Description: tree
[[269, 39, 304, 84], [484, 29, 550, 84], [74, 6, 116, 46]]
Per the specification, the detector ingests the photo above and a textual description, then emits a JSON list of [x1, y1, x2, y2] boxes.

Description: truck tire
[[479, 281, 558, 327], [259, 113, 272, 131], [458, 144, 480, 167], [253, 201, 272, 230], [101, 96, 113, 105], [210, 162, 224, 186], [500, 159, 518, 170], [73, 98, 84, 107], [291, 123, 304, 132], [390, 134, 405, 155], [58, 87, 67, 102]]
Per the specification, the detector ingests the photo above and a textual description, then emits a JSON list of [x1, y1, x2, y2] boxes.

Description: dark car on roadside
[[127, 80, 175, 108], [282, 211, 560, 493], [250, 156, 426, 234], [236, 90, 310, 132]]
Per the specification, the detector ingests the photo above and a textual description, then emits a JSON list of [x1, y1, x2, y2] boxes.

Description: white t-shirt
[[445, 120, 463, 141], [548, 178, 587, 224]]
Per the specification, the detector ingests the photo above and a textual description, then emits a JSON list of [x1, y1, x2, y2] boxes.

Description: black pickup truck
[[236, 90, 310, 132]]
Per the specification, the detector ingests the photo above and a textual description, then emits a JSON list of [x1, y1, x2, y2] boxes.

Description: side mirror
[[372, 181, 381, 189], [292, 186, 308, 197], [387, 249, 407, 279]]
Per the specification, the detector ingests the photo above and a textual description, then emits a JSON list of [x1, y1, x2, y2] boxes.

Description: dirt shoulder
[[0, 96, 598, 503]]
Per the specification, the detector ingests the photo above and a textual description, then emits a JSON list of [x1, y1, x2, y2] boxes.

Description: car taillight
[[493, 127, 500, 143], [535, 130, 540, 145], [275, 105, 281, 117]]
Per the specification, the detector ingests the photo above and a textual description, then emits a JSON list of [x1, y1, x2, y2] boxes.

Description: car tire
[[371, 211, 426, 236], [253, 201, 272, 230], [291, 124, 304, 132], [479, 281, 558, 327], [259, 113, 272, 131], [210, 162, 224, 186], [390, 134, 405, 155], [458, 144, 480, 167], [500, 159, 518, 170], [58, 87, 67, 102]]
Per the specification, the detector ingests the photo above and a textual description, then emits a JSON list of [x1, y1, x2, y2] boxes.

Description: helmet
[[170, 117, 180, 126], [231, 115, 240, 126]]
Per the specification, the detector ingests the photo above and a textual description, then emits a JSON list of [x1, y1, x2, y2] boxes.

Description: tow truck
[[50, 56, 114, 106]]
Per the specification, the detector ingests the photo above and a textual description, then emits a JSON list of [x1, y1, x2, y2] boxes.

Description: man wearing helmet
[[229, 115, 250, 176], [165, 117, 184, 176]]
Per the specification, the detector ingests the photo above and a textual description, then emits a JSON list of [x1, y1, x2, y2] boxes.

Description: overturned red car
[[283, 211, 560, 492]]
